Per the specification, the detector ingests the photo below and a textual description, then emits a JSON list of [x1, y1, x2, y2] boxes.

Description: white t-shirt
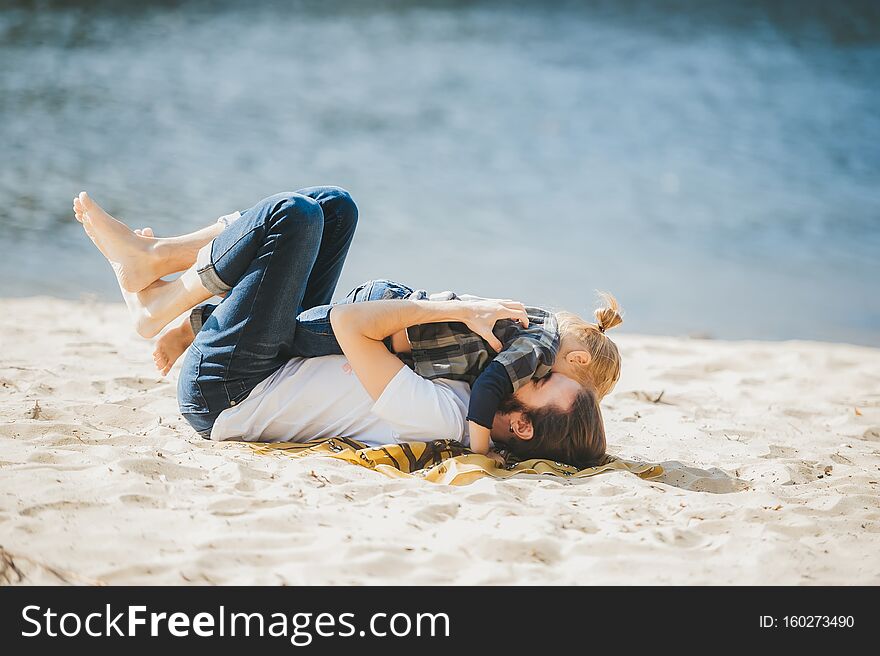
[[210, 355, 471, 447]]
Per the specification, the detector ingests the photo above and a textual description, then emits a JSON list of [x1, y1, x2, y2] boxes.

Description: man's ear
[[511, 412, 534, 441], [566, 350, 592, 367]]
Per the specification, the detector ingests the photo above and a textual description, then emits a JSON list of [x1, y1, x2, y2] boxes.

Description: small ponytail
[[555, 291, 624, 398], [594, 292, 623, 334]]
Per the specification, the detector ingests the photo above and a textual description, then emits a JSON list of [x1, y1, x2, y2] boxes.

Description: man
[[73, 186, 603, 463]]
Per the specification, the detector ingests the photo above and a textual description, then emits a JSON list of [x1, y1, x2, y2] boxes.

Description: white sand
[[1, 297, 878, 585]]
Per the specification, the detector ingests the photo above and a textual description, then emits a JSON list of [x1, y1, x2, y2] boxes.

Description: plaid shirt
[[401, 290, 560, 391]]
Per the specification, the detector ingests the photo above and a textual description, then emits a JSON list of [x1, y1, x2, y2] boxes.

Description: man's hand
[[456, 299, 529, 352]]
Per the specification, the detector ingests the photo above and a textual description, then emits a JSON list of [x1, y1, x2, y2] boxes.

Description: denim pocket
[[225, 377, 256, 406]]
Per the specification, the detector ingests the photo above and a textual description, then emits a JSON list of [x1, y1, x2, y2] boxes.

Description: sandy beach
[[1, 296, 878, 585]]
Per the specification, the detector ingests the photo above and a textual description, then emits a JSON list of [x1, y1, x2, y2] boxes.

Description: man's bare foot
[[73, 192, 163, 293], [153, 317, 195, 376]]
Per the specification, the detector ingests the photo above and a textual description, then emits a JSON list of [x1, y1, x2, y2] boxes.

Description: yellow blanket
[[249, 438, 663, 486]]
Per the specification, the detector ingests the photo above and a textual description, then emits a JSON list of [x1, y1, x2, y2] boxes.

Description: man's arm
[[330, 299, 528, 401]]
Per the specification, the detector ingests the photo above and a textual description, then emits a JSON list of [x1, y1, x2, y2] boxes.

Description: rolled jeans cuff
[[189, 305, 206, 334], [196, 241, 232, 296]]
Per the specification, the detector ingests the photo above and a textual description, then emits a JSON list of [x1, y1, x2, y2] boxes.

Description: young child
[[449, 290, 623, 458], [153, 277, 623, 461]]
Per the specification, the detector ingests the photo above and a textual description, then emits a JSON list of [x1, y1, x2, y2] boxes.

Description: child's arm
[[467, 421, 493, 456], [466, 361, 514, 456], [468, 422, 506, 467]]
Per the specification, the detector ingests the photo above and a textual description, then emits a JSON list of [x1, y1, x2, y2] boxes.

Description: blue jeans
[[286, 278, 415, 356], [191, 281, 415, 359], [178, 186, 359, 437]]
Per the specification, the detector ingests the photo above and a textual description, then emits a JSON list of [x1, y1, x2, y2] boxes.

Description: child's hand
[[457, 300, 529, 351], [486, 450, 507, 468]]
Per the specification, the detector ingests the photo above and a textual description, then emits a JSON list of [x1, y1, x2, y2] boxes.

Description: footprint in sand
[[118, 493, 167, 508], [649, 526, 711, 549], [472, 537, 562, 566], [558, 512, 599, 534], [20, 500, 101, 517], [760, 444, 801, 459], [412, 503, 461, 523], [111, 376, 156, 391], [656, 461, 750, 493], [116, 457, 204, 481]]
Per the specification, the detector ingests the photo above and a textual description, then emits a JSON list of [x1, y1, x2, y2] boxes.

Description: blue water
[[1, 1, 878, 344]]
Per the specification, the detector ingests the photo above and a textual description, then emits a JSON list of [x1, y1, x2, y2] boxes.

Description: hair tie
[[597, 324, 605, 333]]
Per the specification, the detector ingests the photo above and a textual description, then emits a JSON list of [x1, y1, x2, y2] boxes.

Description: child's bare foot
[[140, 226, 197, 373], [110, 227, 175, 341], [118, 278, 175, 339], [72, 192, 163, 293], [153, 317, 195, 376]]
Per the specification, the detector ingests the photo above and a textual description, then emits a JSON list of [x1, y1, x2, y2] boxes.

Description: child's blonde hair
[[555, 292, 623, 398]]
